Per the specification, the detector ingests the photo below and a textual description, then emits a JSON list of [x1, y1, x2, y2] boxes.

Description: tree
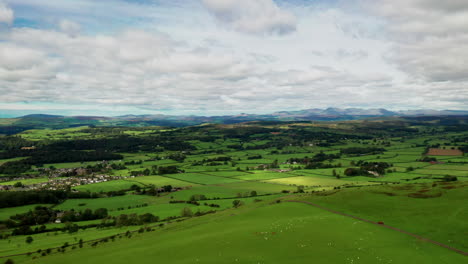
[[190, 194, 207, 201], [4, 259, 14, 264], [250, 190, 257, 197], [297, 186, 305, 193], [13, 182, 24, 188], [25, 236, 33, 244], [443, 175, 457, 182], [232, 200, 244, 208], [94, 208, 108, 219], [344, 168, 361, 176], [181, 207, 193, 217]]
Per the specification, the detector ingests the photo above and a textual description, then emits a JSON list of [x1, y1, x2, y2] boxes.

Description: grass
[[219, 181, 297, 194], [15, 199, 467, 264], [0, 225, 143, 257], [165, 173, 243, 185], [0, 177, 50, 186], [122, 176, 199, 187], [55, 195, 150, 212], [0, 204, 52, 221], [1, 124, 467, 263], [234, 172, 295, 181], [295, 181, 468, 251], [0, 157, 28, 166], [265, 175, 367, 187], [73, 180, 144, 193]]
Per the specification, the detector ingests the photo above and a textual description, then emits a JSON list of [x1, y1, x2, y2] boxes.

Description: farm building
[[426, 148, 463, 156], [20, 146, 36, 150]]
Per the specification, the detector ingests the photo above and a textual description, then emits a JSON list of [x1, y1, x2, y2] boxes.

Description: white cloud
[[0, 1, 13, 25], [369, 0, 468, 82], [59, 19, 81, 37], [201, 0, 296, 35], [0, 0, 467, 115]]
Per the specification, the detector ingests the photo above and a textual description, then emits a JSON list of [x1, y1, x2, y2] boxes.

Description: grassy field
[[294, 181, 468, 251], [0, 177, 50, 186], [14, 199, 467, 264], [0, 204, 52, 221], [73, 180, 144, 193], [1, 120, 467, 263], [166, 173, 243, 185], [265, 175, 369, 187], [121, 176, 199, 187], [55, 195, 150, 212]]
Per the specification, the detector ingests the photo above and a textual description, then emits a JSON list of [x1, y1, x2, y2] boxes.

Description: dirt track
[[284, 200, 468, 256]]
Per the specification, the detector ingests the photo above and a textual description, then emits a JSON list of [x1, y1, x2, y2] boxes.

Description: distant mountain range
[[270, 108, 468, 117], [1, 108, 467, 134]]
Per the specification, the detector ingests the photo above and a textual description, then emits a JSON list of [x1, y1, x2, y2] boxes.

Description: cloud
[[201, 0, 296, 35], [369, 0, 468, 82], [0, 2, 13, 25], [59, 19, 81, 37], [0, 0, 467, 115]]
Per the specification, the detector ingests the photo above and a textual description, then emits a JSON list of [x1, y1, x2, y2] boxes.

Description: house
[[21, 146, 36, 150], [55, 212, 65, 223]]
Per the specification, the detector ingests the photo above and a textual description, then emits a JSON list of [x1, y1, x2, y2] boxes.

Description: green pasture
[[0, 225, 143, 257], [16, 199, 467, 264], [234, 172, 294, 181], [0, 157, 28, 166], [73, 180, 144, 193], [265, 175, 367, 187], [164, 173, 242, 185], [0, 177, 50, 186], [295, 181, 468, 252], [55, 195, 150, 212], [123, 176, 198, 187], [0, 204, 52, 221], [216, 181, 296, 194]]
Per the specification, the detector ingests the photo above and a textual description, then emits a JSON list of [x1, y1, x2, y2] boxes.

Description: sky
[[0, 0, 467, 117]]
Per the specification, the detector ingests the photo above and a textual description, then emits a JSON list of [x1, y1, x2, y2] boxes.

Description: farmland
[[0, 117, 467, 263]]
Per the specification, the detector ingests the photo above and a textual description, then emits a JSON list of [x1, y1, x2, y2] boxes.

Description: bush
[[232, 200, 244, 208], [25, 236, 33, 244], [181, 207, 193, 217]]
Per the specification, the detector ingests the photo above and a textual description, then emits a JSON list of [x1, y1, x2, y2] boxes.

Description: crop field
[[1, 119, 467, 263]]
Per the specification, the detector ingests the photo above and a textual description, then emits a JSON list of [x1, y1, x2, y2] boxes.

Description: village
[[0, 161, 126, 191]]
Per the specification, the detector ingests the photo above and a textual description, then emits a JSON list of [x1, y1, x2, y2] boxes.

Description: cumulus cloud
[[0, 2, 13, 25], [369, 0, 468, 82], [201, 0, 296, 35], [0, 0, 467, 115], [0, 25, 407, 113]]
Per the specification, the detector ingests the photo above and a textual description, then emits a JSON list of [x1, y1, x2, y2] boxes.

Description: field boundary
[[283, 200, 468, 256]]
